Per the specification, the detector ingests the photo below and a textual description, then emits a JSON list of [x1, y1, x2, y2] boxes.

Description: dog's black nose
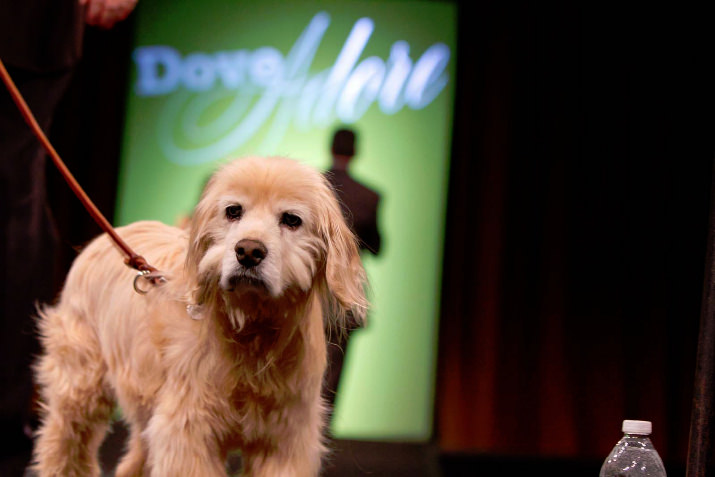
[[235, 239, 267, 268]]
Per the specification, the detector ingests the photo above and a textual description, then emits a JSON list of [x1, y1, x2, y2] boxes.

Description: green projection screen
[[117, 0, 456, 441]]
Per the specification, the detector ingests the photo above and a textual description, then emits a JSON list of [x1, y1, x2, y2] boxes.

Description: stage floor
[[4, 420, 688, 476]]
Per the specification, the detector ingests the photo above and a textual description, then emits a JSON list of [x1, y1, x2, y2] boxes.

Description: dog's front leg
[[243, 437, 324, 477], [143, 392, 226, 477], [242, 403, 326, 477]]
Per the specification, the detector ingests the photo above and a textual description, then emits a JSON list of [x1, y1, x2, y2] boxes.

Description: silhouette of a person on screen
[[325, 128, 381, 256], [322, 127, 381, 415]]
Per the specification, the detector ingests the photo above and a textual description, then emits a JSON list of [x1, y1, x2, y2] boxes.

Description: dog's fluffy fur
[[31, 156, 368, 476]]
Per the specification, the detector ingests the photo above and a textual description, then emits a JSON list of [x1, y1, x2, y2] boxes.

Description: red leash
[[0, 57, 164, 286]]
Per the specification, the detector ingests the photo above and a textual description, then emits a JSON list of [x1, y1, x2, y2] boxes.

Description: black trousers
[[322, 323, 360, 433], [0, 65, 72, 456]]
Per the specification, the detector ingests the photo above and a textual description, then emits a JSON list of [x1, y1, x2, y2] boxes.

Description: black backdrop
[[437, 1, 714, 471], [43, 1, 714, 472]]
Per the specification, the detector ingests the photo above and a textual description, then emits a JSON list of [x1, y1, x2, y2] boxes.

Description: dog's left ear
[[316, 180, 369, 328]]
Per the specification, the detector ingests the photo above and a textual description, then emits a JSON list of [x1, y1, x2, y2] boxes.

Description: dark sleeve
[[359, 200, 381, 255], [0, 0, 85, 72]]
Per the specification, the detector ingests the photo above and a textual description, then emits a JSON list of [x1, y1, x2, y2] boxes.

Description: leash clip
[[133, 270, 167, 295]]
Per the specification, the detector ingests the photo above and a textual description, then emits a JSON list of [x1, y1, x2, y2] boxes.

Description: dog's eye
[[280, 212, 302, 229], [225, 205, 243, 221]]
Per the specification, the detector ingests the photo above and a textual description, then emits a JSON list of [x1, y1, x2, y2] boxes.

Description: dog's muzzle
[[221, 239, 271, 294]]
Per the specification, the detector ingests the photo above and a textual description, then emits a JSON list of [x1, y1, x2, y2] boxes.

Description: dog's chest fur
[[152, 294, 323, 449], [227, 331, 311, 448]]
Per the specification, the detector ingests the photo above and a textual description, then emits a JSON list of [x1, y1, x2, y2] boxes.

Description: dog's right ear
[[186, 192, 212, 270], [185, 175, 220, 303]]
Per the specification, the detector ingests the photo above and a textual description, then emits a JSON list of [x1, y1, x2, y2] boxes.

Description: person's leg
[[0, 66, 73, 472], [322, 328, 353, 428]]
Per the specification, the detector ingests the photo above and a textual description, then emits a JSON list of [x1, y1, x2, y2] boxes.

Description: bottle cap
[[622, 420, 652, 435]]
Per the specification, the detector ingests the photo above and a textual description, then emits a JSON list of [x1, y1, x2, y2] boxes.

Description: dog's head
[[186, 156, 367, 329]]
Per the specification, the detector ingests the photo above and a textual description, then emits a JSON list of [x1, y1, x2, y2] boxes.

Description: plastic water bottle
[[599, 420, 666, 476]]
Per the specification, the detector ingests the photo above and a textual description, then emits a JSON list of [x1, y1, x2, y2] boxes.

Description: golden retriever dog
[[31, 156, 368, 476]]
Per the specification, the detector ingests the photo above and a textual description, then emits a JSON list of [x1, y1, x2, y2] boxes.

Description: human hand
[[80, 0, 138, 29]]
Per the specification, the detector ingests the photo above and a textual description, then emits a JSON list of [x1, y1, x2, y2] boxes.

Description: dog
[[31, 156, 368, 476]]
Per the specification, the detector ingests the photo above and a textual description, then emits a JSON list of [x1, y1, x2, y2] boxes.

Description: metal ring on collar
[[133, 270, 166, 295]]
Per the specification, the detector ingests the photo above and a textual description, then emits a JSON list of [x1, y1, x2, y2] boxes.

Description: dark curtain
[[437, 1, 715, 467]]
